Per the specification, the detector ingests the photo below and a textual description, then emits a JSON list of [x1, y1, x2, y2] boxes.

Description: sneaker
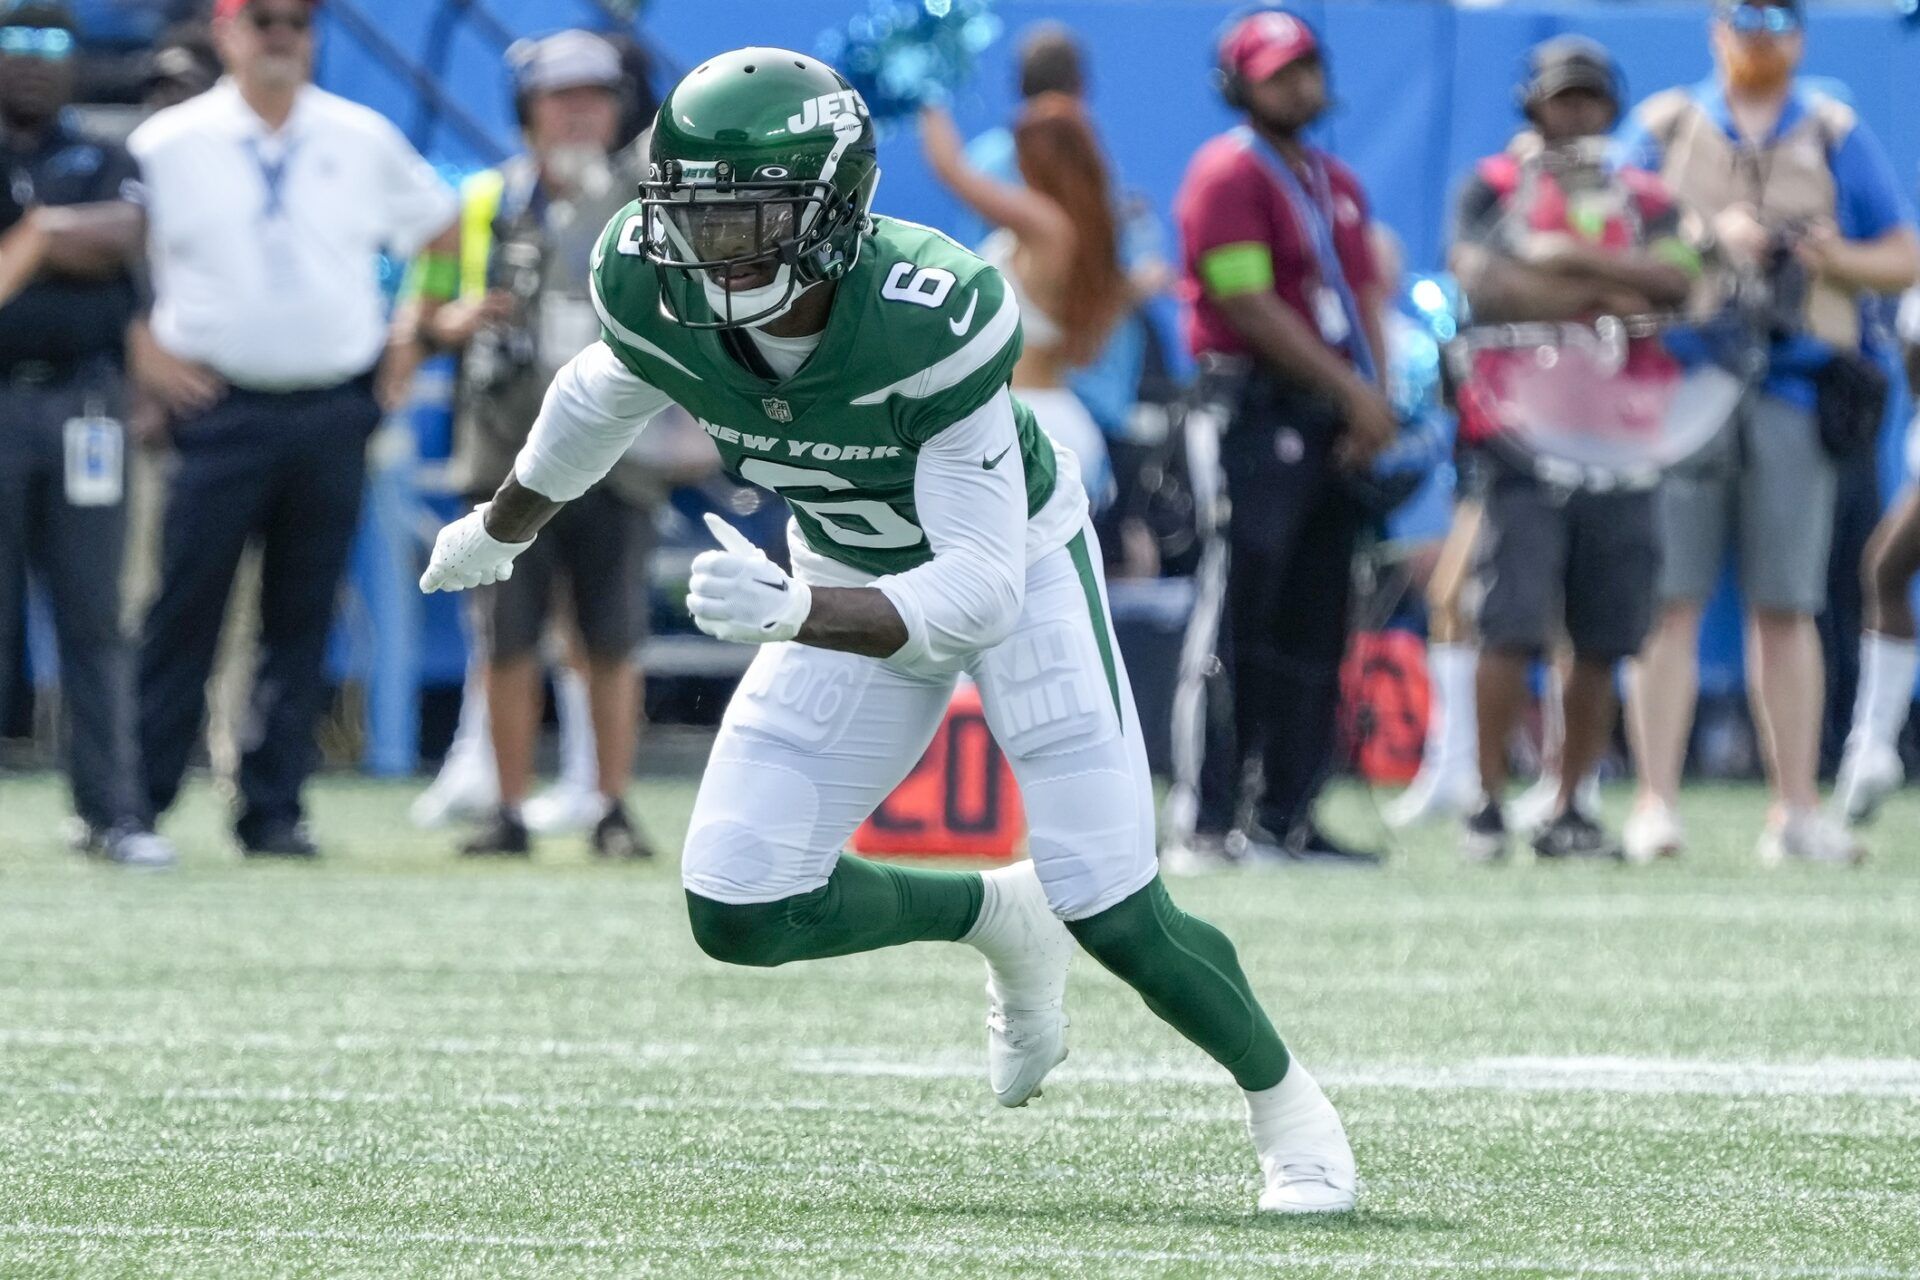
[[590, 801, 654, 860], [460, 808, 531, 858], [1383, 767, 1479, 828], [102, 826, 179, 869], [1247, 1063, 1358, 1214], [1507, 774, 1604, 835], [1622, 801, 1686, 865], [1530, 809, 1622, 861], [1461, 798, 1508, 864], [1834, 736, 1904, 827], [1231, 821, 1382, 867], [409, 755, 499, 829], [963, 861, 1073, 1108], [1161, 831, 1237, 876], [1757, 809, 1865, 867], [523, 782, 607, 835], [238, 822, 319, 859]]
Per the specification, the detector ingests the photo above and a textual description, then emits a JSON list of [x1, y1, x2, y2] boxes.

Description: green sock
[[686, 855, 984, 968], [1067, 876, 1290, 1091]]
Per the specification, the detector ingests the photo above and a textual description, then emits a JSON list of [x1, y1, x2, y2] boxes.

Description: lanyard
[[244, 137, 299, 221], [1242, 128, 1377, 383]]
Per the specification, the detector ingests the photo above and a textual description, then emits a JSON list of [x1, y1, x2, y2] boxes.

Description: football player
[[422, 48, 1356, 1214]]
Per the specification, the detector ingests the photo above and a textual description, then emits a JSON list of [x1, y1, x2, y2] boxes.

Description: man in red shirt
[[1165, 7, 1396, 867]]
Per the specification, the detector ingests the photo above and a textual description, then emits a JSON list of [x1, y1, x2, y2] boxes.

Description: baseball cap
[[1523, 35, 1621, 107], [212, 0, 320, 21], [507, 30, 623, 96], [1219, 9, 1319, 84]]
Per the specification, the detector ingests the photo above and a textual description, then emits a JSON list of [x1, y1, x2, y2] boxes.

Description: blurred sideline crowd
[[3, 0, 1918, 871]]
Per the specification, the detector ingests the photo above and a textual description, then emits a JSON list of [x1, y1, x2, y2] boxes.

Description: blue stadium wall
[[315, 0, 1920, 708]]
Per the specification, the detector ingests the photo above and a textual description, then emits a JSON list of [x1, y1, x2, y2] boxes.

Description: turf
[[1, 769, 1917, 1279]]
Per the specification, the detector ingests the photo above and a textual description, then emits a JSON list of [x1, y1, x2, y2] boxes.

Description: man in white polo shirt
[[130, 0, 457, 856]]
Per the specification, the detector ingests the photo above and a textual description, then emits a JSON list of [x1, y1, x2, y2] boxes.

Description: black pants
[[0, 366, 141, 828], [1200, 380, 1367, 836], [138, 374, 379, 837], [1819, 447, 1880, 776]]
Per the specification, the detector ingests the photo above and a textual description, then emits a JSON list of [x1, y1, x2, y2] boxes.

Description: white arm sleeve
[[512, 342, 675, 501], [873, 389, 1028, 670]]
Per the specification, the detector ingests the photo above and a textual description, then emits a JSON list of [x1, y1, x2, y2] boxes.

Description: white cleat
[[1622, 801, 1686, 865], [1834, 737, 1903, 827], [1384, 768, 1479, 829], [964, 862, 1074, 1108], [1757, 809, 1866, 868], [523, 783, 608, 835], [1247, 1063, 1358, 1214]]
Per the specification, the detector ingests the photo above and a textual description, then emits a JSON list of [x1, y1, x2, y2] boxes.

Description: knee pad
[[680, 810, 829, 909]]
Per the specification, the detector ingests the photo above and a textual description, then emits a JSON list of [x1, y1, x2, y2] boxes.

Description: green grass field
[[2, 769, 1918, 1279]]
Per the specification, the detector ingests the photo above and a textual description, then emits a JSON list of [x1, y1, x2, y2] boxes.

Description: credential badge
[[761, 397, 793, 423]]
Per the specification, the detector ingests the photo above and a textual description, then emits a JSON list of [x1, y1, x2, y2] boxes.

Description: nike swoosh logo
[[754, 578, 788, 593], [948, 291, 979, 337], [982, 446, 1012, 471]]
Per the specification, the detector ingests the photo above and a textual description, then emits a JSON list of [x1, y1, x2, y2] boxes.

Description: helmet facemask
[[641, 160, 865, 330]]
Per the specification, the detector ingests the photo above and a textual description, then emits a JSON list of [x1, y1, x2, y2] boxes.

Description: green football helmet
[[642, 48, 880, 330]]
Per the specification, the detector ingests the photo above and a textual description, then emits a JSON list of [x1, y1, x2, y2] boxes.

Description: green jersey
[[590, 211, 1059, 578]]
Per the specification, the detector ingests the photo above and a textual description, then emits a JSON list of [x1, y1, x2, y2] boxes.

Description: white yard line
[[0, 1027, 707, 1062], [0, 1222, 1913, 1278], [790, 1051, 1920, 1098]]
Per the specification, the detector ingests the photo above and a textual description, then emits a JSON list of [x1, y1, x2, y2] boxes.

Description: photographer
[[1450, 38, 1696, 862], [397, 31, 659, 859], [1617, 0, 1917, 865]]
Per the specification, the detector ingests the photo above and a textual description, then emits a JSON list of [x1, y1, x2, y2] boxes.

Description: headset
[[1211, 4, 1324, 113], [505, 32, 627, 130]]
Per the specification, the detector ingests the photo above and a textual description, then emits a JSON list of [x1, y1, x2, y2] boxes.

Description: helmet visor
[[656, 195, 801, 268]]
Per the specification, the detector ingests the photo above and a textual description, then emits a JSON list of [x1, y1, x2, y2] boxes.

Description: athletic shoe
[[1757, 809, 1865, 867], [238, 822, 320, 859], [1622, 802, 1686, 865], [460, 808, 531, 858], [1161, 832, 1236, 876], [238, 821, 320, 859], [1834, 736, 1904, 826], [103, 827, 179, 869], [1246, 1063, 1358, 1214], [1508, 773, 1604, 836], [590, 801, 654, 860], [72, 821, 179, 869], [524, 782, 607, 835], [409, 754, 498, 829], [1530, 809, 1622, 861], [1383, 767, 1479, 828], [964, 861, 1073, 1108], [1231, 821, 1382, 867], [1461, 798, 1508, 864]]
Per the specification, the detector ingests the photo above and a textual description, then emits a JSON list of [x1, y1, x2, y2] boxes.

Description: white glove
[[687, 512, 812, 645], [419, 504, 534, 593]]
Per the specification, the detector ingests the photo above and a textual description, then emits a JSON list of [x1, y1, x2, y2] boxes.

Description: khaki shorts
[[1655, 393, 1836, 615]]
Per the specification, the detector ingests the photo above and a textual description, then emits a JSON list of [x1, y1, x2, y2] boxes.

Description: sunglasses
[[0, 25, 75, 58], [1721, 5, 1802, 36], [247, 8, 312, 34]]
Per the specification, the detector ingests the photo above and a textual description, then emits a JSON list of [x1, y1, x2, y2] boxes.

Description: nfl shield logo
[[761, 397, 792, 423]]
